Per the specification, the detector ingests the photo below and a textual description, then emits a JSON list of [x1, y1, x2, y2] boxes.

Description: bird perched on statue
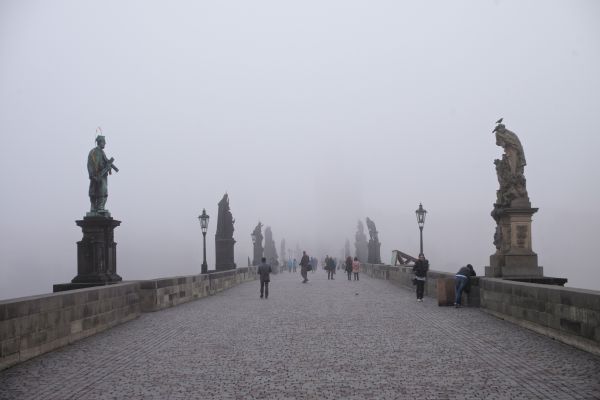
[[493, 117, 505, 133]]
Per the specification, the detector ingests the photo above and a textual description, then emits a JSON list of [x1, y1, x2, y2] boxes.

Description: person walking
[[455, 264, 476, 307], [287, 258, 292, 273], [326, 255, 336, 280], [352, 257, 360, 281], [412, 254, 429, 302], [292, 258, 297, 273], [345, 256, 353, 281], [300, 251, 310, 283], [257, 257, 272, 299]]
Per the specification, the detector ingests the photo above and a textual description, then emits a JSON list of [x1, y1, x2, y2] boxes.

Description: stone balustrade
[[361, 263, 599, 356], [0, 267, 257, 371]]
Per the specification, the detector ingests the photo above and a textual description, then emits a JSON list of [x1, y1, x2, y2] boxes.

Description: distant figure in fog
[[293, 258, 297, 272], [345, 256, 353, 281], [257, 257, 272, 299], [352, 257, 360, 281], [300, 251, 310, 283], [454, 264, 476, 308], [287, 258, 293, 273], [326, 255, 335, 280], [412, 254, 429, 302]]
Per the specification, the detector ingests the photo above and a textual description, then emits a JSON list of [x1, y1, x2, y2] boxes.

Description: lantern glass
[[415, 203, 427, 228], [199, 209, 209, 233]]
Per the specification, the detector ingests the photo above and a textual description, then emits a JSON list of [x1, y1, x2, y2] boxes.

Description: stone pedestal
[[485, 207, 543, 278], [215, 238, 236, 271], [252, 244, 263, 266], [53, 216, 122, 292], [367, 240, 381, 264]]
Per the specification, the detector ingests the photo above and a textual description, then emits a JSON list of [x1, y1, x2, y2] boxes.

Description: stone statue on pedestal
[[215, 193, 236, 271], [486, 120, 542, 279], [252, 222, 264, 266], [366, 217, 382, 264], [264, 226, 279, 271], [354, 220, 368, 263], [344, 238, 351, 258], [54, 134, 122, 292], [280, 238, 286, 265]]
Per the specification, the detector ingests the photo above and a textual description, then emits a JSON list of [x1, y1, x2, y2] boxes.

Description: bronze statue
[[87, 135, 118, 216]]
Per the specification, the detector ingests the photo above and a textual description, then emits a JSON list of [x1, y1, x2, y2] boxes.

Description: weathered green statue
[[87, 135, 118, 216]]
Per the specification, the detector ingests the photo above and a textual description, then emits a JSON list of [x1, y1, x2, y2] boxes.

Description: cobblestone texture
[[1, 271, 599, 399]]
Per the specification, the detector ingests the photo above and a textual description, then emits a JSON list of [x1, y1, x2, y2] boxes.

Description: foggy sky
[[1, 0, 599, 300]]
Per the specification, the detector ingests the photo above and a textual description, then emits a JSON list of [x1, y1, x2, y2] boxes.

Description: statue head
[[95, 135, 106, 149]]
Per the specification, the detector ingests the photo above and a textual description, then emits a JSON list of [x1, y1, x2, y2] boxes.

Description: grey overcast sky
[[1, 0, 599, 299]]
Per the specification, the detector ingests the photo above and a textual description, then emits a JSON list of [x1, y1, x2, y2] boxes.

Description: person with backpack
[[412, 254, 429, 302], [455, 264, 476, 307]]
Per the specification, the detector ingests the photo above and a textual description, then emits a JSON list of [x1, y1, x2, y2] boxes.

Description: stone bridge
[[1, 268, 599, 399]]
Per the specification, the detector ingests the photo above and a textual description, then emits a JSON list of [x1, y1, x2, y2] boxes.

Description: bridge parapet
[[361, 263, 599, 356], [0, 267, 258, 371], [140, 267, 257, 312]]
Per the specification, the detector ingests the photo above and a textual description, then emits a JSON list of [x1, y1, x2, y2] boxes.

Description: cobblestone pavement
[[1, 270, 599, 400]]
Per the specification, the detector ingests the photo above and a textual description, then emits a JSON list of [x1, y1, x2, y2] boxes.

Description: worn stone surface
[[1, 272, 599, 399]]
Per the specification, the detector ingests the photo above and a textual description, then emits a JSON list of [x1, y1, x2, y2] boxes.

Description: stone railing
[[0, 267, 257, 371], [479, 278, 600, 356], [139, 267, 257, 312], [361, 263, 599, 356], [361, 263, 481, 306], [0, 282, 140, 371]]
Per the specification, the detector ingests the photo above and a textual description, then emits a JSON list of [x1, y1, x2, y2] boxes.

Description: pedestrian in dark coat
[[412, 255, 429, 302], [300, 251, 310, 283], [454, 264, 476, 307], [326, 255, 335, 280], [257, 257, 272, 299], [345, 256, 353, 281]]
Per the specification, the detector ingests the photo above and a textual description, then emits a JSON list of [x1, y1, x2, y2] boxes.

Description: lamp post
[[251, 232, 257, 266], [198, 209, 209, 274], [415, 203, 427, 257]]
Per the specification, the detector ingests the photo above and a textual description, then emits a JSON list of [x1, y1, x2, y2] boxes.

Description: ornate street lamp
[[415, 203, 427, 257], [198, 209, 209, 274]]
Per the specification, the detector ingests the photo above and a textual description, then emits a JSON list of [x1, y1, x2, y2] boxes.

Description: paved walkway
[[1, 270, 599, 399]]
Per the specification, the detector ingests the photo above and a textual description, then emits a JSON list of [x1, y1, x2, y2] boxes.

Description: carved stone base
[[486, 207, 542, 278], [215, 238, 236, 271], [54, 216, 122, 292], [367, 240, 381, 264]]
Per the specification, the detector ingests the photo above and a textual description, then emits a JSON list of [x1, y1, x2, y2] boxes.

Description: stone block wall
[[1, 267, 258, 371], [362, 263, 480, 306], [480, 278, 600, 356], [362, 263, 599, 355], [139, 267, 257, 312], [0, 282, 140, 371]]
